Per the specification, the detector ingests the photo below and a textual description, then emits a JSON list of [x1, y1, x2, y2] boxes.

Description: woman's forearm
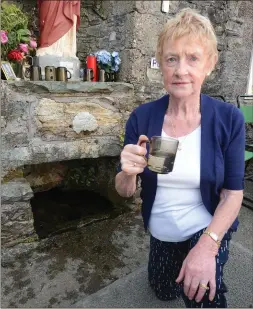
[[196, 189, 243, 254], [206, 189, 243, 239], [115, 171, 137, 198]]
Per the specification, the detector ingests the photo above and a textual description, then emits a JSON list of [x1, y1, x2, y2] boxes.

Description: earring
[[207, 72, 211, 76]]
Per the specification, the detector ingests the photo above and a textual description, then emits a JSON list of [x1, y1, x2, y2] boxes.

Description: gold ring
[[199, 283, 209, 290]]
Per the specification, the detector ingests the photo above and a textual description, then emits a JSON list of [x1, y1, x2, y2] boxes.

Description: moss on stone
[[2, 168, 24, 183]]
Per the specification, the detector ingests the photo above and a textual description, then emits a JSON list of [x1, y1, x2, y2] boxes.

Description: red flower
[[7, 49, 24, 62]]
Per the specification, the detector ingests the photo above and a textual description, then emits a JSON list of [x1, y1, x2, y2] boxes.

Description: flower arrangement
[[94, 50, 121, 73], [1, 2, 37, 65]]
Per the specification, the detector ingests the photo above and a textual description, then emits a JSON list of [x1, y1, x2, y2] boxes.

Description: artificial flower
[[95, 50, 111, 65], [19, 43, 29, 53], [7, 49, 24, 61], [1, 30, 8, 44], [30, 39, 37, 49]]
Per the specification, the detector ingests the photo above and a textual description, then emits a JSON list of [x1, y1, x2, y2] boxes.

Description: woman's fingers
[[176, 260, 186, 283], [121, 164, 144, 176], [120, 135, 149, 175], [121, 152, 147, 167], [208, 277, 216, 301], [124, 144, 147, 156], [195, 281, 209, 302], [183, 274, 192, 297], [120, 144, 148, 175], [187, 277, 200, 300]]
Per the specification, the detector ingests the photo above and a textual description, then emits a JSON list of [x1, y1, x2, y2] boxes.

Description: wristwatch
[[203, 230, 221, 247]]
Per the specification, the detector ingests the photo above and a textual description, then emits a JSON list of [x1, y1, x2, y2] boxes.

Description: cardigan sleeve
[[223, 107, 245, 190], [116, 111, 139, 173]]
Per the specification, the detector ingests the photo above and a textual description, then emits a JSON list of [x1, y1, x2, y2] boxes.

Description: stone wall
[[5, 0, 253, 102], [79, 0, 253, 102], [1, 80, 134, 245], [115, 0, 253, 103], [1, 81, 134, 174], [2, 0, 252, 246]]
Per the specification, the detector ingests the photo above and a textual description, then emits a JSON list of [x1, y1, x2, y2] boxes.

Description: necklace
[[168, 103, 200, 151]]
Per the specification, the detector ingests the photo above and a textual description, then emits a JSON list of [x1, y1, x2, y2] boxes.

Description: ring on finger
[[199, 283, 209, 290], [133, 162, 137, 167]]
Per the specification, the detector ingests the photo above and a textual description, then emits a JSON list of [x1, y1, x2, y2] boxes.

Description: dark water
[[30, 188, 115, 239], [148, 151, 176, 174]]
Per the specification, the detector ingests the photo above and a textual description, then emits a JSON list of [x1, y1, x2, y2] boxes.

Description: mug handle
[[139, 138, 150, 161], [67, 69, 72, 80]]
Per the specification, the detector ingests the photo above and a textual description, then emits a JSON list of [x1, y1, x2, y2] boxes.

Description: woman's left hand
[[176, 238, 218, 303]]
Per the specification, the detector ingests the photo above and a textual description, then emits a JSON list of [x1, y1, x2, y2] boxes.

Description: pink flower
[[30, 39, 37, 49], [19, 43, 28, 53], [1, 30, 8, 44]]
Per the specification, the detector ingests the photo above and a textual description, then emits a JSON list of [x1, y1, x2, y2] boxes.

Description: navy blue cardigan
[[118, 94, 245, 232]]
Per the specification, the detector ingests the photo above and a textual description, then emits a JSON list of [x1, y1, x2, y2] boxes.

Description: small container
[[86, 55, 97, 82], [45, 66, 56, 81], [30, 66, 42, 81], [56, 67, 72, 81], [83, 68, 94, 82], [99, 69, 105, 82]]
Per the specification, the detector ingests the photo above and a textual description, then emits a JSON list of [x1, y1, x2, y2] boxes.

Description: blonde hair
[[156, 8, 218, 65]]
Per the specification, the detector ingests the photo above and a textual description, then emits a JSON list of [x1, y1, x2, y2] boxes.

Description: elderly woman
[[115, 8, 245, 308]]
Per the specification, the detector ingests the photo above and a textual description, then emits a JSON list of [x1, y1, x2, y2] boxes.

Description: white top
[[148, 126, 213, 242]]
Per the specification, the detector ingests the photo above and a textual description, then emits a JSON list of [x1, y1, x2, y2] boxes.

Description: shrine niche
[[35, 0, 81, 80]]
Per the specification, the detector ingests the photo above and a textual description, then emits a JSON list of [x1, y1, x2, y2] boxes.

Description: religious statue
[[36, 0, 80, 58]]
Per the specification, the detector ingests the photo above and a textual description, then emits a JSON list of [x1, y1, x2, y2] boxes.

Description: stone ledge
[[2, 137, 121, 176], [3, 80, 134, 95], [1, 179, 34, 203]]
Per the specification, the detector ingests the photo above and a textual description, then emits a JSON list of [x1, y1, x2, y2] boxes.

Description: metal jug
[[99, 69, 105, 82], [45, 66, 56, 81], [56, 67, 72, 81], [30, 66, 42, 81], [83, 68, 94, 82]]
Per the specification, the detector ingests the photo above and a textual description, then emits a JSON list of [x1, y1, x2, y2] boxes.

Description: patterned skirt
[[148, 228, 233, 308]]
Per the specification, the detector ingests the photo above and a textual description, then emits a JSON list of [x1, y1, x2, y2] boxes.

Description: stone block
[[1, 116, 6, 128], [1, 200, 35, 245], [86, 26, 101, 37], [1, 147, 32, 173], [1, 202, 33, 224], [146, 68, 163, 83], [225, 20, 243, 37], [1, 179, 34, 203], [30, 137, 121, 164], [2, 131, 29, 148], [35, 98, 122, 140]]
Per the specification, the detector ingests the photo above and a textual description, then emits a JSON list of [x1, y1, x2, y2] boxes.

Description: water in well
[[30, 188, 119, 239]]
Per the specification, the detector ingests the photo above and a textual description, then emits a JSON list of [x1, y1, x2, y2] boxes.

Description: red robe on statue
[[37, 0, 80, 48]]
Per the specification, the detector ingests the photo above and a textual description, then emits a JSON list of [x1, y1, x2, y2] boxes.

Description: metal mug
[[99, 69, 105, 82], [56, 67, 72, 81], [83, 68, 94, 82], [141, 136, 179, 174], [30, 66, 42, 81], [45, 66, 56, 81]]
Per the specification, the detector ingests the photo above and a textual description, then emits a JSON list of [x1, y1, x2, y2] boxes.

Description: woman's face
[[160, 36, 215, 99]]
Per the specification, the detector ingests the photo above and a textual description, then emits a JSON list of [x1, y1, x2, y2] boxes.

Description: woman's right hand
[[120, 135, 149, 176]]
